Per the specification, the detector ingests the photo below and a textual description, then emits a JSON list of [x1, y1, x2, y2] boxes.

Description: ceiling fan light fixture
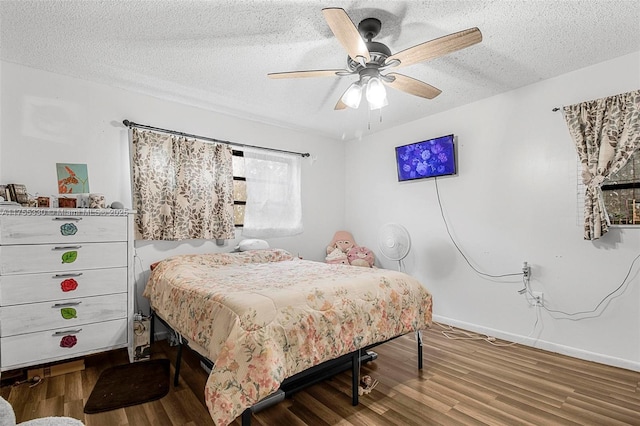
[[341, 81, 363, 109], [268, 9, 482, 114], [366, 77, 387, 110]]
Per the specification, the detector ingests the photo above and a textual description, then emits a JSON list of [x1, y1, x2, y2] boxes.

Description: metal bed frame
[[151, 311, 424, 425]]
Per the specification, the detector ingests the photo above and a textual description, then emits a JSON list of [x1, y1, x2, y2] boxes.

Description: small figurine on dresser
[[89, 193, 106, 209]]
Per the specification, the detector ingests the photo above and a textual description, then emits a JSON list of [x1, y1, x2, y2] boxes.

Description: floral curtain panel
[[131, 129, 235, 240], [563, 90, 640, 240], [242, 148, 303, 238]]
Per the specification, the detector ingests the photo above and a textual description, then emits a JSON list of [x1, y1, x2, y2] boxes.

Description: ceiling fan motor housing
[[347, 41, 391, 71], [345, 17, 391, 72]]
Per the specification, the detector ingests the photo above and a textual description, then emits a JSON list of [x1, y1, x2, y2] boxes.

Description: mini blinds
[[131, 129, 235, 240], [241, 148, 303, 238]]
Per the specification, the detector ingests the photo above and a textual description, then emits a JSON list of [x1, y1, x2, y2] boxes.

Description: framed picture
[[57, 163, 90, 194], [7, 184, 29, 206]]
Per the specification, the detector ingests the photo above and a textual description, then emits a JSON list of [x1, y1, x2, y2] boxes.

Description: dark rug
[[84, 359, 170, 414]]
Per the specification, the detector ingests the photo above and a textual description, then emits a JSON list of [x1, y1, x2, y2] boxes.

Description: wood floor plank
[[63, 399, 86, 422], [141, 400, 174, 426], [1, 326, 638, 425], [123, 403, 154, 426], [159, 387, 193, 425], [289, 390, 353, 426]]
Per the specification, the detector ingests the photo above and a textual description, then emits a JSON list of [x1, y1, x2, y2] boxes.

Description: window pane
[[234, 204, 245, 226], [232, 155, 245, 178], [604, 188, 634, 224], [233, 180, 246, 202], [603, 150, 640, 225]]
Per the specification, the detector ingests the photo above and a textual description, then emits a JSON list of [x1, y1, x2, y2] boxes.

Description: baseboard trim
[[432, 314, 640, 372]]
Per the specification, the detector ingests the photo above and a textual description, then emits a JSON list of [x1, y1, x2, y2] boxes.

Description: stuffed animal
[[325, 247, 349, 265], [347, 246, 375, 268], [326, 230, 357, 255]]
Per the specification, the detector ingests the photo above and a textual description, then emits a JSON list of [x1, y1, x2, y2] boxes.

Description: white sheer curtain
[[242, 148, 303, 238]]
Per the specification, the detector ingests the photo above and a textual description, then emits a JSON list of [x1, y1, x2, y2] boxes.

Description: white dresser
[[0, 207, 135, 371]]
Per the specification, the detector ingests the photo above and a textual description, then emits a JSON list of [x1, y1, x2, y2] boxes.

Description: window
[[602, 150, 640, 225], [241, 148, 303, 238], [232, 150, 246, 227]]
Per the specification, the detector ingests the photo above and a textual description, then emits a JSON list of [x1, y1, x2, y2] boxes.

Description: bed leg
[[416, 330, 423, 370], [174, 341, 183, 387], [352, 349, 360, 406], [241, 408, 251, 425], [149, 310, 155, 344]]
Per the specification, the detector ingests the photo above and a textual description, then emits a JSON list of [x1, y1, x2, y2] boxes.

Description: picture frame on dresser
[[0, 206, 136, 372], [6, 184, 29, 206]]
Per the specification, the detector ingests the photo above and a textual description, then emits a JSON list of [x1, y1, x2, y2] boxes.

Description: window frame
[[232, 149, 245, 228], [601, 149, 640, 226]]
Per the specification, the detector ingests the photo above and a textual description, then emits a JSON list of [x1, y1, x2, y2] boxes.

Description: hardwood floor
[[1, 325, 639, 425]]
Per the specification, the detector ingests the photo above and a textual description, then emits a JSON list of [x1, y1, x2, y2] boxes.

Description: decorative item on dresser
[[6, 184, 29, 206], [0, 207, 135, 372]]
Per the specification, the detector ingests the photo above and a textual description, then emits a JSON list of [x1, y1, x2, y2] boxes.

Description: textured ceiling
[[1, 1, 639, 141]]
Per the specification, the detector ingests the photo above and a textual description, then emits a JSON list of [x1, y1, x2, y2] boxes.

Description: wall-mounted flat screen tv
[[395, 134, 456, 182]]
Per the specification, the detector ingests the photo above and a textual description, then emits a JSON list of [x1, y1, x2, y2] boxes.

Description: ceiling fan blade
[[385, 27, 482, 68], [322, 8, 370, 64], [384, 73, 442, 99], [335, 98, 347, 110], [268, 69, 346, 79]]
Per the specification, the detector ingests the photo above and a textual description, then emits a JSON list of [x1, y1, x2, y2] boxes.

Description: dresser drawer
[[0, 293, 127, 337], [0, 268, 127, 305], [0, 242, 127, 275], [0, 214, 127, 245], [1, 318, 128, 370]]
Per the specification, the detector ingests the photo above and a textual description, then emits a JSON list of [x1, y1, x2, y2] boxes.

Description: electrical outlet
[[532, 291, 543, 306], [522, 261, 531, 278]]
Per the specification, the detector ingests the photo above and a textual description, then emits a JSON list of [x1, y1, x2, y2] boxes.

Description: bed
[[143, 248, 432, 425]]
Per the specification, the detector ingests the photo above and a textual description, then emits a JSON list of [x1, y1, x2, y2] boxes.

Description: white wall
[[345, 52, 640, 371], [0, 61, 346, 314], [2, 53, 639, 371]]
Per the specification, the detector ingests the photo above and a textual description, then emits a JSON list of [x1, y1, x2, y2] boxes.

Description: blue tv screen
[[395, 134, 456, 182]]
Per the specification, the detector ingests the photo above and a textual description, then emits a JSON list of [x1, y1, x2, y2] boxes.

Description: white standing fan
[[378, 223, 411, 271]]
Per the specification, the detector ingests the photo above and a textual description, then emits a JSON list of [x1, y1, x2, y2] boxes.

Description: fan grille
[[378, 223, 411, 261]]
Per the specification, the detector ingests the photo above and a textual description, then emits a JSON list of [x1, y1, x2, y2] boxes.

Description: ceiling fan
[[268, 8, 482, 110]]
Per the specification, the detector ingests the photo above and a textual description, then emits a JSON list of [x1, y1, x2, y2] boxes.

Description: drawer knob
[[52, 248, 80, 264], [60, 278, 79, 292], [59, 334, 79, 348], [60, 223, 79, 236]]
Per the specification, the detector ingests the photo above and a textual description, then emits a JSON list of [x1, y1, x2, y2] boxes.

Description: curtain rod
[[122, 120, 310, 158]]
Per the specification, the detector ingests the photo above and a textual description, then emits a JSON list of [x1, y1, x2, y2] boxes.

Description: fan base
[[358, 18, 381, 41]]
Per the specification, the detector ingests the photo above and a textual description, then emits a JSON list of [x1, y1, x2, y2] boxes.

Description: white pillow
[[236, 239, 270, 251]]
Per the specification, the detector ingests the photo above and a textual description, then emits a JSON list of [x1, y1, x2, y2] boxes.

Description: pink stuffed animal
[[347, 246, 375, 268], [325, 247, 349, 265], [326, 230, 357, 255]]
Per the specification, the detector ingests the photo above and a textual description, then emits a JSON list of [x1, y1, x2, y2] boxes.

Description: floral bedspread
[[144, 249, 432, 425]]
